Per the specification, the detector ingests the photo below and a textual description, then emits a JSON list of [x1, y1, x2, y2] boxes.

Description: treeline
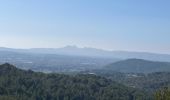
[[0, 63, 151, 100], [85, 69, 170, 94]]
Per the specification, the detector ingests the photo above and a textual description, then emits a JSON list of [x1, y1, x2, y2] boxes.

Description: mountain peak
[[63, 45, 79, 49]]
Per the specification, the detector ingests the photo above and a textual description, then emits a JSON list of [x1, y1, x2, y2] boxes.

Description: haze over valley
[[1, 46, 170, 73], [0, 0, 170, 100]]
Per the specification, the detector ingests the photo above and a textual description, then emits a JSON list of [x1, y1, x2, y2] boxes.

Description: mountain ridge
[[105, 59, 170, 73], [1, 46, 170, 62]]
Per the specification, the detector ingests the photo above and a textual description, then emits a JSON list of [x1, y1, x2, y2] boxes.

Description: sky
[[0, 0, 170, 54]]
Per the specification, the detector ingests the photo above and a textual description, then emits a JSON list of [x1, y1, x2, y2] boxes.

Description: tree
[[155, 87, 170, 100]]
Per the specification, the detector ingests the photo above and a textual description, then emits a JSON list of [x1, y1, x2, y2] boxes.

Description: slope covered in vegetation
[[0, 63, 151, 100], [105, 59, 170, 73]]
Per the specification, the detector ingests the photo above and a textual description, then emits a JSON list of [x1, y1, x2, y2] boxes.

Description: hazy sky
[[0, 0, 170, 53]]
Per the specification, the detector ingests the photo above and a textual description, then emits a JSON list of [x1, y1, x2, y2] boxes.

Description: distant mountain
[[1, 46, 170, 62], [105, 59, 170, 73]]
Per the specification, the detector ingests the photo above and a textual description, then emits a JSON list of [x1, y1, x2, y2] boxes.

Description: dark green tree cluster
[[154, 87, 170, 100], [0, 63, 150, 100], [88, 69, 170, 94]]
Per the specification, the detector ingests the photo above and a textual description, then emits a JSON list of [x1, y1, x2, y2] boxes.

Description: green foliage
[[89, 69, 170, 94], [0, 63, 150, 100], [154, 87, 170, 100]]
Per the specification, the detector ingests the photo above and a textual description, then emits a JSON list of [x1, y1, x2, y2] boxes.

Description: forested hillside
[[105, 59, 170, 73], [121, 72, 170, 93], [0, 63, 150, 100], [84, 70, 170, 95]]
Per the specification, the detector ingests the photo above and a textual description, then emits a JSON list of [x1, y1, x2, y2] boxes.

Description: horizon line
[[0, 45, 170, 55]]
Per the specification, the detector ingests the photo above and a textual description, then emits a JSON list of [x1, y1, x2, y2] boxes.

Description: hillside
[[0, 63, 151, 100], [83, 70, 170, 94], [120, 72, 170, 92], [105, 59, 170, 73]]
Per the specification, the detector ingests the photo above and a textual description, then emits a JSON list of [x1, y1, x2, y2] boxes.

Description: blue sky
[[0, 0, 170, 53]]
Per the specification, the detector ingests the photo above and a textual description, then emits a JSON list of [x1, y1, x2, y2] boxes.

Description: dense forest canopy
[[0, 63, 151, 100]]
